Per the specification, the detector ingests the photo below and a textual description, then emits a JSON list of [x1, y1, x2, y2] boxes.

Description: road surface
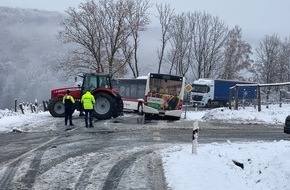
[[0, 114, 288, 189]]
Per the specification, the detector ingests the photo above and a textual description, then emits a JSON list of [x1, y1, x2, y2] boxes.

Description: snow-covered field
[[0, 104, 290, 190]]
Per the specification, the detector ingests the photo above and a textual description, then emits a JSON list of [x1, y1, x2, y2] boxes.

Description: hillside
[[0, 6, 72, 109]]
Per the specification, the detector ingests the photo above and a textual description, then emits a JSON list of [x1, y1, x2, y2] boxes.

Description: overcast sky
[[1, 0, 290, 48]]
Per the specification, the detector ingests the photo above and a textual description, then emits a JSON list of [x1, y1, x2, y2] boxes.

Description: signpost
[[192, 121, 199, 154], [184, 84, 193, 119]]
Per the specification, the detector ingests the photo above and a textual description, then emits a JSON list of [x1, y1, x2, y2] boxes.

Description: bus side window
[[120, 86, 126, 96], [137, 85, 145, 98]]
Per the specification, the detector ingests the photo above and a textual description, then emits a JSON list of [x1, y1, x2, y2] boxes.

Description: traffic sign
[[185, 84, 193, 92]]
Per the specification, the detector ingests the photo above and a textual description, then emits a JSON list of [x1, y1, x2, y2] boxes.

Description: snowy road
[[0, 113, 288, 189]]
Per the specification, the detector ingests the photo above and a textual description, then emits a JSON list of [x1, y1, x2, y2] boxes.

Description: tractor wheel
[[112, 95, 123, 118], [48, 98, 65, 117], [93, 92, 115, 120]]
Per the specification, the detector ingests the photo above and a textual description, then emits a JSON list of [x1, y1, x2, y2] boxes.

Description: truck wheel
[[93, 92, 115, 120], [206, 100, 212, 108], [48, 98, 65, 117]]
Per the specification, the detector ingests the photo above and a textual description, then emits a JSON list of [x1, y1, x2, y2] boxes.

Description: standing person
[[81, 90, 96, 128], [62, 90, 75, 126]]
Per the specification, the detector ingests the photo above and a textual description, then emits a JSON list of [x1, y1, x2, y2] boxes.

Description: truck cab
[[190, 79, 214, 107]]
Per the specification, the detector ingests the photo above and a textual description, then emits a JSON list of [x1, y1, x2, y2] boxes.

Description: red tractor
[[48, 73, 123, 120]]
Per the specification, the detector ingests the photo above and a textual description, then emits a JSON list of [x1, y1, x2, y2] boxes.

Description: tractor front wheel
[[48, 98, 65, 117]]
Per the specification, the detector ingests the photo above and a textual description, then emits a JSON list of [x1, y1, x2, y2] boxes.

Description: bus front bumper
[[143, 106, 182, 118]]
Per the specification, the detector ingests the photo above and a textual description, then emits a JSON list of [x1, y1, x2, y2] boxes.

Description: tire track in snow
[[102, 149, 167, 190], [0, 137, 57, 189]]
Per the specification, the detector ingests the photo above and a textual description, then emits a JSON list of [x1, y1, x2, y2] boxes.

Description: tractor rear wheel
[[48, 98, 65, 117], [93, 92, 115, 120]]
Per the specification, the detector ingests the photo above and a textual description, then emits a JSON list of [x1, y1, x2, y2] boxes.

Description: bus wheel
[[137, 103, 143, 115], [144, 113, 152, 120]]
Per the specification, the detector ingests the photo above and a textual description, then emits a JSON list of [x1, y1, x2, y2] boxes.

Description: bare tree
[[278, 37, 290, 83], [58, 0, 150, 78], [219, 26, 253, 80], [156, 3, 174, 74], [167, 12, 195, 77], [253, 34, 281, 99], [126, 0, 150, 77], [58, 1, 104, 77], [192, 11, 228, 79], [254, 35, 281, 84]]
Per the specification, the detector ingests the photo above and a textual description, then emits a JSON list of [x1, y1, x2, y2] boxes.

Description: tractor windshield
[[82, 74, 111, 93]]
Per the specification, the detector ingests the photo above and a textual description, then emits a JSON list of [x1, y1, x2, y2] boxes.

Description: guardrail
[[13, 99, 49, 114]]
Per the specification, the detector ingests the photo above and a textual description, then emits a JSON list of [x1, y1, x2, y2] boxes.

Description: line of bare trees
[[156, 5, 252, 80], [57, 0, 290, 90]]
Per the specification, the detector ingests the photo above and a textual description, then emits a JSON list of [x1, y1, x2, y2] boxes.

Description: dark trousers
[[84, 109, 93, 127], [65, 108, 73, 125]]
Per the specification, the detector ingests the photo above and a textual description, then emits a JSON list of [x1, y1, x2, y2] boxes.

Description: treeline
[[58, 0, 290, 87], [0, 7, 71, 109], [1, 1, 290, 109]]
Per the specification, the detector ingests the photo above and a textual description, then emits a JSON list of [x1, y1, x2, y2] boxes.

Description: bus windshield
[[144, 73, 185, 118], [149, 78, 182, 96]]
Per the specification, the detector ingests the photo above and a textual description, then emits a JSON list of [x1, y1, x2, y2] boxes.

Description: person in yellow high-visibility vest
[[81, 90, 95, 128], [62, 90, 75, 126]]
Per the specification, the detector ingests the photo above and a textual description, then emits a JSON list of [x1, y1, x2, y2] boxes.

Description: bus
[[143, 73, 185, 120], [112, 77, 147, 114]]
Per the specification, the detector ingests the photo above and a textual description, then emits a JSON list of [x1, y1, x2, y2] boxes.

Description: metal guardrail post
[[257, 86, 261, 112], [14, 99, 17, 112], [229, 89, 232, 109], [235, 86, 239, 110]]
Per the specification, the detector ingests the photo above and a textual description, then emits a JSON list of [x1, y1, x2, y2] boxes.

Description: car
[[284, 115, 290, 134]]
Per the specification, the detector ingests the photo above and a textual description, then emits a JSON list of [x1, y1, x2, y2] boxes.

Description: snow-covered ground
[[0, 104, 290, 190]]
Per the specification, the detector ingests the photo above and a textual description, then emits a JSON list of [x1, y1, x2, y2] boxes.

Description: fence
[[14, 99, 49, 114], [229, 82, 290, 111]]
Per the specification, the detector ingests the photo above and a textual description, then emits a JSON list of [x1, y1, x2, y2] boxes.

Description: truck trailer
[[190, 78, 257, 107]]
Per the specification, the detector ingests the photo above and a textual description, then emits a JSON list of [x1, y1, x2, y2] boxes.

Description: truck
[[190, 78, 257, 107], [48, 73, 123, 120]]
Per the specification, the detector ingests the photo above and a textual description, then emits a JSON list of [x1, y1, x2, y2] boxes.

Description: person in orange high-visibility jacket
[[81, 90, 96, 128], [62, 90, 75, 126]]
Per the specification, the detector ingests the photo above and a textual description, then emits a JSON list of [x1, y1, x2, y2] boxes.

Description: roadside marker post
[[192, 121, 199, 154]]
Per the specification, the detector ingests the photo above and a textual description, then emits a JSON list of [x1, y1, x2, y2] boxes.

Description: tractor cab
[[81, 74, 112, 94]]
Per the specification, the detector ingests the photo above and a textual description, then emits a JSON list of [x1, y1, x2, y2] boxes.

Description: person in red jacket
[[62, 90, 75, 126]]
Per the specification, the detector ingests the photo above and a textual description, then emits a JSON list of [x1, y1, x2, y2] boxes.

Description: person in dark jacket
[[62, 90, 75, 126]]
